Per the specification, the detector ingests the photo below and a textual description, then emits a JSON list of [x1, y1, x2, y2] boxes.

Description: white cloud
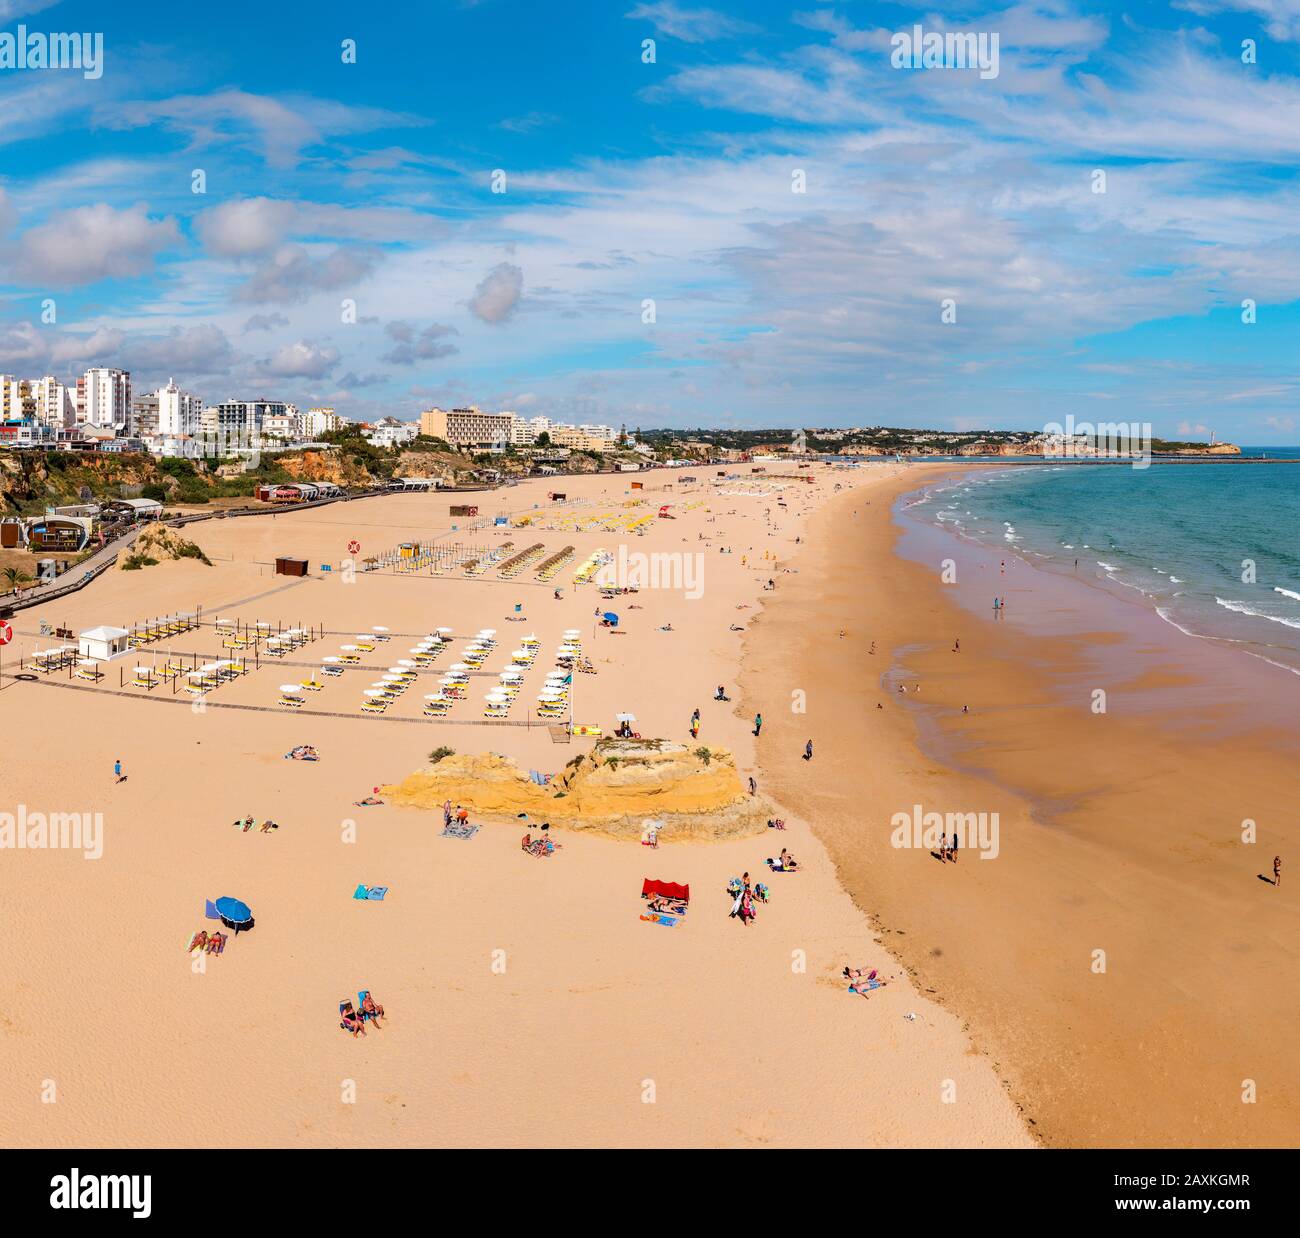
[[235, 244, 380, 304], [16, 203, 179, 286], [197, 197, 297, 258], [259, 339, 340, 379], [468, 262, 524, 324], [625, 1, 759, 42]]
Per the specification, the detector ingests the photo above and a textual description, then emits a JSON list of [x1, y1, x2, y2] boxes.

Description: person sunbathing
[[260, 820, 279, 832], [239, 815, 255, 832], [339, 1001, 366, 1037], [355, 796, 384, 806], [779, 849, 800, 871], [207, 932, 227, 955], [359, 992, 384, 1026], [188, 930, 210, 953], [844, 966, 877, 981]]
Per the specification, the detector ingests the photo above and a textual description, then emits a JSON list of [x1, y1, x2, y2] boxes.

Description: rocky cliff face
[[0, 451, 161, 512], [118, 522, 212, 569], [384, 739, 771, 841]]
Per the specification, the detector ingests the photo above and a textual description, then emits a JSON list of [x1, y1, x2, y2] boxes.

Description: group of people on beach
[[339, 992, 385, 1037]]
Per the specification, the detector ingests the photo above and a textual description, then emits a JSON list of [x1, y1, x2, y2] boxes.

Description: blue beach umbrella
[[603, 612, 619, 625], [214, 896, 254, 931]]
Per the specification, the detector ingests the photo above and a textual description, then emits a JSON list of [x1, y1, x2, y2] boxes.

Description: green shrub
[[428, 746, 455, 764]]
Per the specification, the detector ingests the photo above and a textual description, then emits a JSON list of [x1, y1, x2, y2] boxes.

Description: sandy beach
[[0, 466, 1033, 1148], [748, 465, 1300, 1147]]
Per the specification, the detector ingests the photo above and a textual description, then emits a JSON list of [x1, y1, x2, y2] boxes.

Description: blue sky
[[1, 0, 1299, 441]]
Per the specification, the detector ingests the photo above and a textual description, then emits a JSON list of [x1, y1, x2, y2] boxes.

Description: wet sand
[[746, 464, 1300, 1146]]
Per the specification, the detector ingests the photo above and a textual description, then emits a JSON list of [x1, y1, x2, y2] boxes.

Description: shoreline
[[748, 463, 1299, 1146]]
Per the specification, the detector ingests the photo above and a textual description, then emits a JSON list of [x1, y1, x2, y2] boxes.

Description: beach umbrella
[[363, 689, 386, 698], [382, 674, 403, 683], [616, 712, 636, 722], [214, 896, 253, 931], [449, 662, 469, 671], [322, 656, 341, 664], [397, 659, 416, 667], [279, 684, 303, 693], [479, 629, 497, 636], [603, 612, 619, 624], [340, 644, 358, 652], [424, 692, 447, 701], [373, 625, 389, 633], [437, 627, 453, 635]]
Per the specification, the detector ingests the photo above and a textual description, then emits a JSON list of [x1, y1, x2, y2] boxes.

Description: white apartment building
[[302, 406, 347, 437], [78, 367, 132, 431], [260, 411, 301, 441], [203, 399, 298, 440], [0, 375, 34, 421], [32, 376, 77, 429], [364, 417, 418, 448], [509, 414, 551, 446], [156, 378, 203, 436]]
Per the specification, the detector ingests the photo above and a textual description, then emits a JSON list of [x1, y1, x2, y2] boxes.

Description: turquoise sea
[[915, 455, 1300, 677]]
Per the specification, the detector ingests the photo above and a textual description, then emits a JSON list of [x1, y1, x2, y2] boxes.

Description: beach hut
[[78, 625, 131, 663]]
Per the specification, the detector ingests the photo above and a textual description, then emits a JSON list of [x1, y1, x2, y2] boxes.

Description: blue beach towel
[[367, 886, 388, 901]]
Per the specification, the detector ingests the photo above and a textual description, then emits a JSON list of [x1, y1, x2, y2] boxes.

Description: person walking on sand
[[753, 712, 763, 737], [804, 740, 813, 761], [748, 776, 757, 796], [113, 758, 125, 783], [953, 638, 960, 652], [1274, 855, 1282, 887], [951, 833, 959, 863]]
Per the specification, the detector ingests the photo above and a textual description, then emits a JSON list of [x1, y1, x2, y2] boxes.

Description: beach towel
[[639, 913, 679, 927], [441, 821, 479, 840], [366, 886, 388, 901], [353, 884, 369, 900], [849, 979, 885, 995], [204, 899, 220, 920]]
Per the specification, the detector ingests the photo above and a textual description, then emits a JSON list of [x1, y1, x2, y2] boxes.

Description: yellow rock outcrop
[[384, 739, 770, 841]]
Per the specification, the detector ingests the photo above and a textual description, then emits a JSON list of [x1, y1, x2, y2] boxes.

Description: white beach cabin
[[78, 625, 132, 662]]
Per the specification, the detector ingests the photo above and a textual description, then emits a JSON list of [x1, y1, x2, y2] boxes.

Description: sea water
[[916, 455, 1300, 676]]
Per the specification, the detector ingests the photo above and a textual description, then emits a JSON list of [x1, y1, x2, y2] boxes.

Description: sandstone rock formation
[[384, 738, 770, 841]]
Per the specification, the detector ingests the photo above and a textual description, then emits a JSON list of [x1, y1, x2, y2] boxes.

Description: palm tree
[[3, 566, 32, 592]]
